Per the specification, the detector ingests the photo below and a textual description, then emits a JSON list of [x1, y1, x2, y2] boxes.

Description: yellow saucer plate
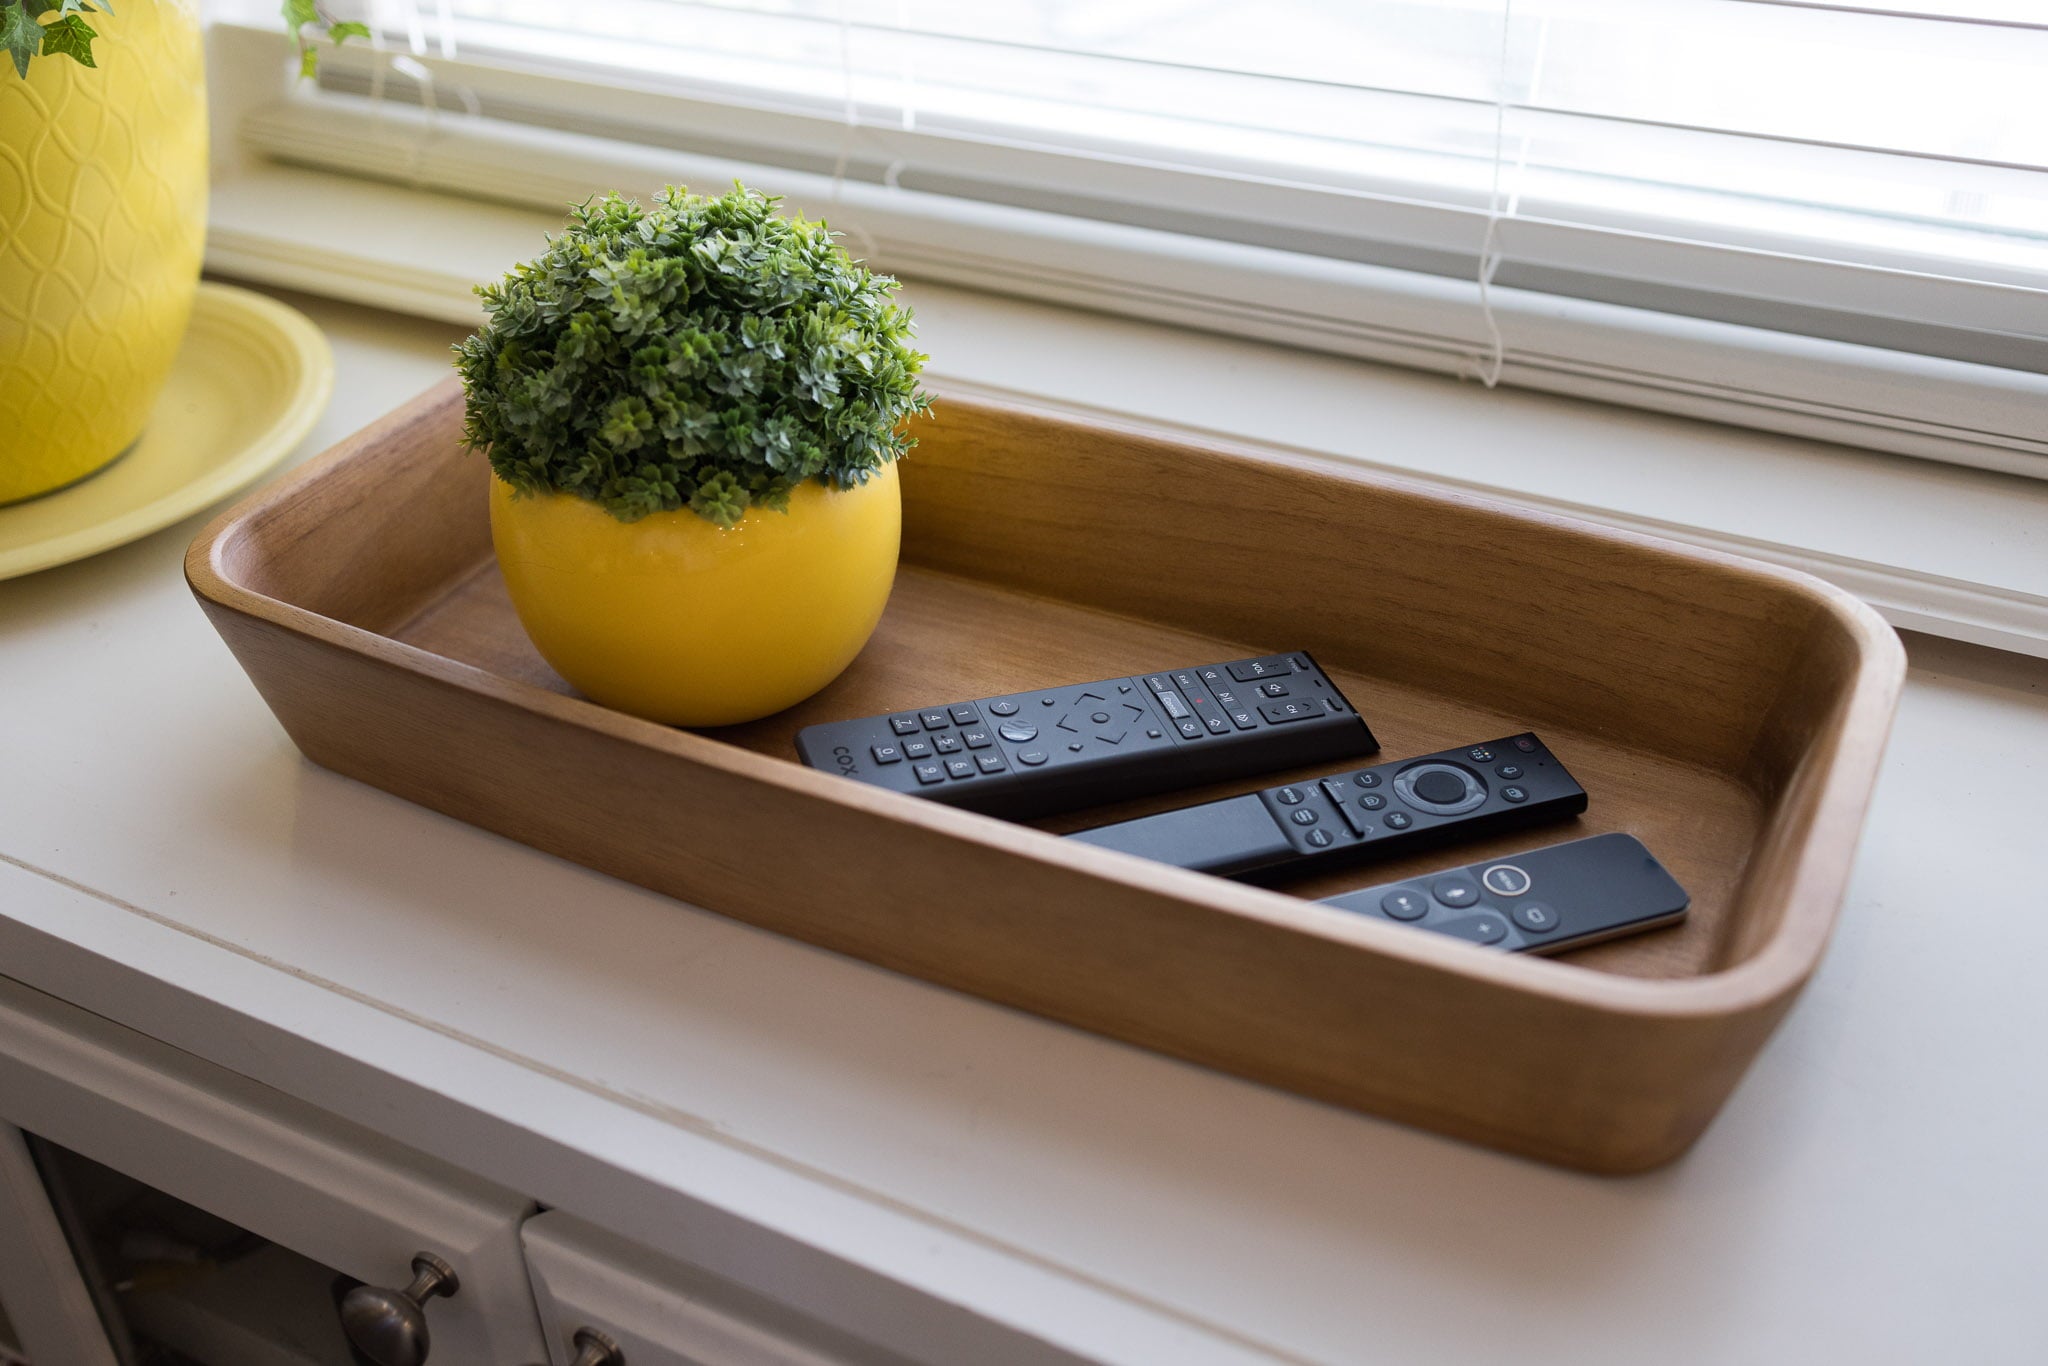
[[0, 283, 333, 581]]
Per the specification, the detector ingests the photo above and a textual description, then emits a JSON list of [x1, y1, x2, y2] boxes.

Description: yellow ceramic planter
[[490, 465, 902, 726], [0, 0, 207, 505]]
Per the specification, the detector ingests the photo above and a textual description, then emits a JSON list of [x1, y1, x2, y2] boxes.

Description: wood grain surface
[[187, 379, 1906, 1171]]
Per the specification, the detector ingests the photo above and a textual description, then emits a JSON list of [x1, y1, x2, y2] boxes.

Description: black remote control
[[1067, 732, 1584, 878], [1318, 833, 1689, 953], [795, 651, 1377, 819]]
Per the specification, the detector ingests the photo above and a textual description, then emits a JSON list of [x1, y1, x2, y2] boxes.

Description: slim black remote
[[1066, 732, 1584, 878], [1318, 833, 1689, 953], [795, 651, 1377, 819]]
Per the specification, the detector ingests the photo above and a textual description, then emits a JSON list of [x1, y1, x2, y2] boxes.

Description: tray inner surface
[[397, 556, 1761, 982]]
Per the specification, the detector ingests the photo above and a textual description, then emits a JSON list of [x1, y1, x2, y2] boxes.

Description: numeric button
[[921, 710, 951, 730], [933, 733, 962, 754], [950, 704, 982, 725], [871, 743, 903, 765], [912, 760, 945, 785], [889, 715, 920, 735], [945, 758, 975, 779], [903, 738, 933, 760], [962, 728, 993, 749]]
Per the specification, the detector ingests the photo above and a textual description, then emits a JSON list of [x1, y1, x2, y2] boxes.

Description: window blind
[[223, 0, 2048, 474]]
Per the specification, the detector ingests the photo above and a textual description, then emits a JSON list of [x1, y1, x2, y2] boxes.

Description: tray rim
[[185, 378, 1906, 1021]]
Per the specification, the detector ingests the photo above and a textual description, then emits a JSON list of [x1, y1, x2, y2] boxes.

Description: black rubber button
[[998, 722, 1038, 743], [933, 733, 962, 754], [1438, 915, 1508, 946], [871, 743, 903, 764], [1355, 772, 1382, 789], [1413, 770, 1468, 805], [950, 704, 981, 725], [1289, 808, 1318, 826], [945, 758, 975, 779], [1359, 793, 1386, 810], [976, 751, 1007, 773], [903, 739, 933, 759], [1276, 786, 1305, 805], [962, 728, 993, 749], [1017, 750, 1048, 766], [1495, 764, 1523, 780], [989, 700, 1019, 716], [912, 761, 946, 785], [1482, 864, 1532, 896], [1384, 811, 1413, 830], [1432, 876, 1481, 908], [1501, 785, 1529, 803], [921, 710, 951, 729], [1511, 902, 1560, 934], [1514, 736, 1537, 752], [1068, 742, 1084, 752], [1381, 889, 1429, 920], [890, 715, 920, 735], [1305, 828, 1333, 847], [1146, 728, 1163, 738], [1259, 682, 1290, 697]]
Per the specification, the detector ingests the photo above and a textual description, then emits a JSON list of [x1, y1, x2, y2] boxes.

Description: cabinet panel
[[523, 1212, 910, 1366], [0, 976, 547, 1364]]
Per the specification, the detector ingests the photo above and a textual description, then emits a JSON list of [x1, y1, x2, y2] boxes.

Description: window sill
[[206, 166, 2048, 661]]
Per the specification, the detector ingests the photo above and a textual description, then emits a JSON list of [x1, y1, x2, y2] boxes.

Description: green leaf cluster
[[454, 185, 932, 528], [3, 0, 364, 80], [3, 0, 106, 80]]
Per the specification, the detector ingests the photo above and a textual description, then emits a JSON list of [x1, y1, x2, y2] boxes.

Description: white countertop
[[3, 287, 2046, 1365]]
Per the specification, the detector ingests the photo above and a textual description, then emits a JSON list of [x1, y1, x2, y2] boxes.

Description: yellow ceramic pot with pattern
[[0, 0, 207, 504]]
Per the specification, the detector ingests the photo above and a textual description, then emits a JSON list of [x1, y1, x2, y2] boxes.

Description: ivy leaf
[[298, 44, 316, 77], [38, 12, 94, 67], [329, 19, 369, 42], [279, 0, 317, 31], [2, 5, 40, 78]]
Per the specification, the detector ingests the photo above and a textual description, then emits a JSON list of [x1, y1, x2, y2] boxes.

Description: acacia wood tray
[[188, 380, 1904, 1173]]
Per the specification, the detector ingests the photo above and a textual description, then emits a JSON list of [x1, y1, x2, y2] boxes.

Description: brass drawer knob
[[338, 1251, 461, 1366], [530, 1327, 625, 1366]]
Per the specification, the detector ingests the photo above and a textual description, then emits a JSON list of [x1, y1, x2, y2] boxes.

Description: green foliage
[[2, 0, 360, 80], [454, 185, 932, 528]]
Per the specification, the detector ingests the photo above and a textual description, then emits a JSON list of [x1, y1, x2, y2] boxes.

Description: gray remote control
[[1319, 832, 1689, 953], [795, 651, 1376, 819]]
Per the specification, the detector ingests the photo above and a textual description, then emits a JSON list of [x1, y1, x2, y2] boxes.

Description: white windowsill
[[204, 165, 2048, 660]]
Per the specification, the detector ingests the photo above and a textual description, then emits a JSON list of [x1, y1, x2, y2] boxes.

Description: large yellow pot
[[490, 465, 902, 726], [0, 0, 207, 505]]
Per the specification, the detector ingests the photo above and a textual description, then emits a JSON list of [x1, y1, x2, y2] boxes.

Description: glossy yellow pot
[[0, 0, 207, 505], [491, 466, 902, 726]]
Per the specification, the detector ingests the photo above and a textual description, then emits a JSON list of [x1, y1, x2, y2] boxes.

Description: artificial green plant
[[455, 184, 931, 528]]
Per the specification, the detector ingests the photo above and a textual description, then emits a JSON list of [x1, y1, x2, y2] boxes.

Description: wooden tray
[[187, 380, 1904, 1173]]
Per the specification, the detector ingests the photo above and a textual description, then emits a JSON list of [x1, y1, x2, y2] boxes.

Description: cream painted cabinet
[[0, 977, 547, 1365]]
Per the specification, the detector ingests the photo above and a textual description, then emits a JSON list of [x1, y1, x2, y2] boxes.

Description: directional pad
[[1122, 702, 1149, 720], [1055, 713, 1080, 733], [1078, 690, 1107, 702], [1096, 729, 1127, 746]]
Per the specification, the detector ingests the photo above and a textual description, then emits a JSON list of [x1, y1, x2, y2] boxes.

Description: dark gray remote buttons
[[1320, 832, 1689, 955], [796, 651, 1377, 820]]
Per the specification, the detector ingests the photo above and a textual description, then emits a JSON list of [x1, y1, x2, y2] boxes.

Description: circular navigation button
[[1482, 864, 1533, 897], [1017, 749, 1048, 766], [1413, 770, 1468, 805], [998, 722, 1039, 743], [1511, 901, 1560, 934], [1305, 828, 1333, 847], [1380, 889, 1429, 921], [1393, 762, 1488, 816], [1289, 808, 1319, 826], [989, 700, 1019, 716], [1355, 773, 1381, 789], [1384, 811, 1413, 830], [1432, 876, 1480, 908], [1514, 736, 1537, 752], [1091, 711, 1111, 724], [1501, 785, 1529, 803], [1359, 793, 1386, 810], [1276, 786, 1305, 805]]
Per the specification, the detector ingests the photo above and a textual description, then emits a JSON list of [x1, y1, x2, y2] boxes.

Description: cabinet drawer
[[524, 1212, 909, 1366], [0, 976, 546, 1364]]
